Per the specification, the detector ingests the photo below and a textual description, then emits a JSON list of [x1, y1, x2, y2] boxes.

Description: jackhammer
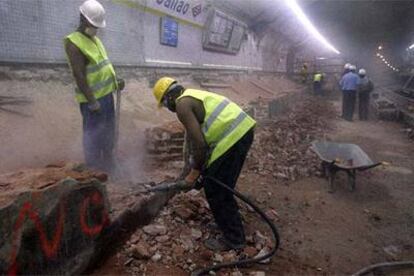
[[143, 176, 280, 276]]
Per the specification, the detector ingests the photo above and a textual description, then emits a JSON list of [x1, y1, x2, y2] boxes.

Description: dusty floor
[[95, 94, 414, 275], [2, 71, 413, 275]]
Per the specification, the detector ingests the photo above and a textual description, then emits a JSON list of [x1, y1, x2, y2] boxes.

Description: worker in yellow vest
[[313, 72, 324, 95], [300, 63, 309, 83], [64, 0, 124, 172], [153, 77, 256, 251]]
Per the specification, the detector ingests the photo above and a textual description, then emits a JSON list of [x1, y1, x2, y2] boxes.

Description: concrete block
[[0, 178, 110, 275]]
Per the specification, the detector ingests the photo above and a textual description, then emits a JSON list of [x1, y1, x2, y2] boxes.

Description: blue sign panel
[[160, 16, 178, 47]]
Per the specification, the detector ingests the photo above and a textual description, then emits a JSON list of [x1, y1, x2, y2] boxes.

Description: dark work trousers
[[203, 128, 254, 246], [342, 90, 356, 121], [80, 93, 115, 172], [313, 81, 322, 95], [358, 92, 370, 120]]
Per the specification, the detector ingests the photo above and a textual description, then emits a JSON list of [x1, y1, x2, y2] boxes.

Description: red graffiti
[[7, 190, 109, 275], [79, 191, 109, 236], [8, 201, 65, 275]]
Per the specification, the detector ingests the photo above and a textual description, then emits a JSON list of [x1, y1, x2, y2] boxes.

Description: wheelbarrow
[[311, 141, 385, 192]]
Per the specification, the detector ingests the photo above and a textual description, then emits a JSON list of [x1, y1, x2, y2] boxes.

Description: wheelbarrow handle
[[358, 162, 384, 171]]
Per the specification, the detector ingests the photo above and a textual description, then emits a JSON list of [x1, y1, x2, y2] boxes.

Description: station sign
[[148, 0, 208, 26]]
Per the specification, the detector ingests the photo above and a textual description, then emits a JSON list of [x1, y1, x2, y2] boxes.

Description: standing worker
[[342, 63, 351, 76], [339, 65, 359, 121], [313, 71, 324, 95], [152, 77, 256, 251], [357, 69, 374, 120], [300, 63, 309, 83], [64, 0, 124, 172]]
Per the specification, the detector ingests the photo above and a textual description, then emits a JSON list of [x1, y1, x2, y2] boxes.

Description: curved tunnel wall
[[0, 0, 299, 72]]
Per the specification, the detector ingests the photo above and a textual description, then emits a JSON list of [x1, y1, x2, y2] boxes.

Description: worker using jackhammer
[[153, 77, 256, 251], [64, 0, 124, 173]]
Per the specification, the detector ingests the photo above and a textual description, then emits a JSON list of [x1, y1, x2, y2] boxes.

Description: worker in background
[[342, 63, 351, 76], [313, 71, 324, 95], [339, 65, 359, 121], [300, 63, 309, 83], [357, 69, 374, 120], [64, 0, 124, 172], [153, 77, 256, 251]]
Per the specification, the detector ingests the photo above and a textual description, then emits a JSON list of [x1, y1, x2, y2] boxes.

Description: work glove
[[117, 78, 125, 91], [88, 101, 101, 113], [174, 169, 201, 192]]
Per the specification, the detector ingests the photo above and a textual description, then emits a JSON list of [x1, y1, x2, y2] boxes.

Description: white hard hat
[[344, 63, 351, 69], [349, 65, 356, 71], [358, 69, 366, 75], [80, 0, 106, 28]]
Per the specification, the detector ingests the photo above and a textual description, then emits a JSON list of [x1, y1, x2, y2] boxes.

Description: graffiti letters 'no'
[[7, 191, 109, 275]]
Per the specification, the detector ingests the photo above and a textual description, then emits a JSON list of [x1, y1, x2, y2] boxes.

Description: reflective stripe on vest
[[86, 59, 111, 74], [202, 99, 230, 134], [75, 77, 115, 94], [64, 32, 117, 103], [177, 89, 256, 167]]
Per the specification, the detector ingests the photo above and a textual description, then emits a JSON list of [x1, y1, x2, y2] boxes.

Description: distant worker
[[357, 69, 374, 120], [64, 0, 124, 172], [300, 63, 309, 83], [153, 77, 256, 251], [339, 65, 359, 121], [342, 63, 351, 76], [313, 71, 324, 95]]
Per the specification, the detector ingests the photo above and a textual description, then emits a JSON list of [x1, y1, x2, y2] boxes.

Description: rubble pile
[[246, 97, 334, 181], [245, 97, 270, 121], [145, 121, 185, 161], [120, 190, 272, 275]]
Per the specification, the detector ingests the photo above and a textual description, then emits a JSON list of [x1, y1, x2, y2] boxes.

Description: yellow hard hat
[[153, 77, 176, 107]]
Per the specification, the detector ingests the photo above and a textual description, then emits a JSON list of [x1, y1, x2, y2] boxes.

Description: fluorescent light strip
[[203, 64, 263, 70], [145, 59, 192, 66], [284, 0, 340, 54], [409, 43, 414, 50]]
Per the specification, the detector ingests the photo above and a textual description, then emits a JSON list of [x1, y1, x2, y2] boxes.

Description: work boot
[[206, 221, 219, 232], [204, 235, 245, 252]]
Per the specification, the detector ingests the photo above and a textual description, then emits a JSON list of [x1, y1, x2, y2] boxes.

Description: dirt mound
[[0, 162, 107, 207]]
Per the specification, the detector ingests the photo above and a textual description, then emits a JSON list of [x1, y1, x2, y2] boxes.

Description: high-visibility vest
[[64, 32, 117, 103], [177, 89, 256, 167], [314, 73, 322, 82]]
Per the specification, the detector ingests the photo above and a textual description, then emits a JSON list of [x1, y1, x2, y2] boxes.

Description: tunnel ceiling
[[303, 0, 414, 56], [214, 0, 414, 59]]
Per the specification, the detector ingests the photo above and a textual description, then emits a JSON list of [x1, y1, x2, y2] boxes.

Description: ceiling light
[[284, 0, 340, 54], [378, 45, 383, 50], [409, 43, 414, 50]]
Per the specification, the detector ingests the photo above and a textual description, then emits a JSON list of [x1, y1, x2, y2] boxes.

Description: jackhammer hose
[[352, 261, 414, 276], [192, 176, 280, 276]]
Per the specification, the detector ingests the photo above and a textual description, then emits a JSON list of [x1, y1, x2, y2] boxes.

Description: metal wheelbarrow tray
[[311, 141, 383, 192]]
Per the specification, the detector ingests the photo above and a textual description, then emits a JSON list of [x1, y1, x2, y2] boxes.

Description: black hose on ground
[[352, 261, 414, 276], [191, 176, 280, 276]]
